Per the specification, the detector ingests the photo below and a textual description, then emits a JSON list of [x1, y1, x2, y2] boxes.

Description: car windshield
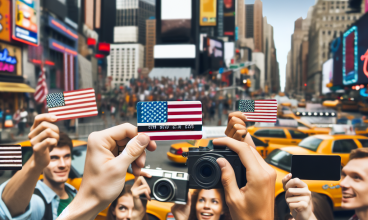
[[187, 140, 196, 146], [72, 145, 87, 176], [298, 136, 323, 151], [265, 149, 292, 172]]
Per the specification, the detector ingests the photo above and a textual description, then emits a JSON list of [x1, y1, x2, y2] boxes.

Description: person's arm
[[1, 114, 59, 217], [57, 124, 157, 220], [282, 174, 317, 220], [214, 137, 277, 220], [131, 176, 150, 220], [170, 192, 191, 220]]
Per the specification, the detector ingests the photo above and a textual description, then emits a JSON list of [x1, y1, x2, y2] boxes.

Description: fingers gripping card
[[237, 99, 278, 123], [0, 145, 22, 170], [137, 101, 203, 141], [46, 88, 98, 121]]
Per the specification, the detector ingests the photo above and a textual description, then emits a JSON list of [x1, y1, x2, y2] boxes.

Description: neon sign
[[361, 49, 368, 78], [0, 48, 16, 73], [343, 26, 358, 85]]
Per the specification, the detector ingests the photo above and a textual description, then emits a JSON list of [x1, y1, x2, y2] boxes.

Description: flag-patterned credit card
[[137, 101, 203, 141], [0, 145, 22, 170], [47, 88, 98, 121], [237, 99, 278, 123]]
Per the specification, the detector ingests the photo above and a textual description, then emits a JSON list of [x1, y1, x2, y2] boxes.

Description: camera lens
[[192, 156, 222, 189], [200, 165, 213, 177], [153, 178, 176, 202]]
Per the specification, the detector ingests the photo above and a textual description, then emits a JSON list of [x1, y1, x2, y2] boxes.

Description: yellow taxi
[[18, 140, 174, 220], [268, 147, 342, 220], [247, 126, 309, 145], [167, 136, 271, 164], [278, 116, 331, 135]]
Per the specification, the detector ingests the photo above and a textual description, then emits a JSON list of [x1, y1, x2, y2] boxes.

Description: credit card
[[237, 99, 277, 123], [137, 101, 203, 141], [46, 88, 98, 121], [0, 145, 22, 170], [291, 155, 341, 181]]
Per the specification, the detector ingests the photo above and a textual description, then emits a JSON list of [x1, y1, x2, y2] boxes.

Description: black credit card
[[291, 155, 341, 181]]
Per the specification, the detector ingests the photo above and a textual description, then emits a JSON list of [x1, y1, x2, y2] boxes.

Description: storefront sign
[[12, 0, 39, 46], [0, 43, 22, 75], [48, 15, 78, 41], [49, 38, 77, 56], [0, 0, 11, 42]]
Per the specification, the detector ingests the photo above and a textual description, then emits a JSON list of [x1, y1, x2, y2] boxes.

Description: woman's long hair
[[311, 192, 334, 220], [106, 185, 149, 220], [188, 189, 232, 220]]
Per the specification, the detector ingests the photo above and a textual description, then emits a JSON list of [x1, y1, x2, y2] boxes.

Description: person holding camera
[[171, 189, 231, 220], [106, 176, 151, 220]]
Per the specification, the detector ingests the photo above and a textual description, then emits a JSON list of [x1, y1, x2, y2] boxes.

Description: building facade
[[307, 0, 364, 96], [236, 0, 245, 39], [254, 0, 263, 52], [107, 44, 144, 87], [114, 0, 155, 44], [245, 4, 254, 38], [145, 19, 156, 70]]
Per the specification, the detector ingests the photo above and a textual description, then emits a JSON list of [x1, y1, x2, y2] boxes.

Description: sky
[[246, 0, 315, 91]]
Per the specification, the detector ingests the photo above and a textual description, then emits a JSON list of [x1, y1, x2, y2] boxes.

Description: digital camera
[[140, 167, 189, 204], [183, 145, 247, 189]]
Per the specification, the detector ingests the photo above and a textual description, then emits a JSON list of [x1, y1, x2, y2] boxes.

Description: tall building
[[263, 17, 273, 94], [237, 0, 245, 39], [146, 19, 156, 70], [307, 0, 364, 96], [285, 51, 292, 93], [254, 0, 263, 52], [107, 44, 145, 87], [114, 0, 155, 44], [245, 4, 254, 38]]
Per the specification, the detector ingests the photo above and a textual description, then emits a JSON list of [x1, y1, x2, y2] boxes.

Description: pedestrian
[[17, 108, 28, 136]]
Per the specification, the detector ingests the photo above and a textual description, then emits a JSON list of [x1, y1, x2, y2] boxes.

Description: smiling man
[[0, 114, 77, 220], [340, 148, 368, 220]]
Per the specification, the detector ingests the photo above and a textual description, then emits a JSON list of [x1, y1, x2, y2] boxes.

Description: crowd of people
[[103, 76, 235, 125], [0, 110, 367, 220]]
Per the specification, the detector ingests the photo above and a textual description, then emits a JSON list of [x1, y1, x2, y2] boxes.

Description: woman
[[171, 188, 232, 220], [107, 177, 150, 220]]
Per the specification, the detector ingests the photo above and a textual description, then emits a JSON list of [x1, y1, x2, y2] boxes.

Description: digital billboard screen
[[343, 26, 358, 85], [13, 0, 39, 46], [161, 0, 192, 41], [200, 0, 217, 26], [204, 37, 224, 70], [223, 0, 235, 36], [322, 59, 333, 94]]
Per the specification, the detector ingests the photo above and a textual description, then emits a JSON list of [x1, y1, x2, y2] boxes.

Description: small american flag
[[238, 99, 278, 123], [0, 145, 22, 170], [34, 70, 48, 104], [137, 101, 203, 141], [46, 88, 98, 121]]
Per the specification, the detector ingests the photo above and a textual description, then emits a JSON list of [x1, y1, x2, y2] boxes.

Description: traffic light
[[240, 68, 249, 74], [246, 80, 251, 87]]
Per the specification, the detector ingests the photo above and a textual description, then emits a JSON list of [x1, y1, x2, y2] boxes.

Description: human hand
[[28, 114, 59, 170], [225, 111, 255, 148], [214, 137, 276, 220], [170, 191, 192, 220], [282, 174, 317, 220], [131, 176, 151, 220], [57, 123, 156, 220]]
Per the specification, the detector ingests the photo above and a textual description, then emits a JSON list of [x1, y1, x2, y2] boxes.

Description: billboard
[[0, 0, 11, 42], [204, 37, 224, 70], [333, 37, 343, 86], [161, 0, 192, 41], [0, 42, 22, 75], [322, 59, 333, 94], [223, 0, 235, 36], [12, 0, 39, 46], [343, 26, 358, 85], [200, 0, 217, 26]]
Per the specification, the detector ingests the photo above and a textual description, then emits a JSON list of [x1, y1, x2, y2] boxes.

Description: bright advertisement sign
[[223, 0, 235, 36], [200, 0, 217, 26], [0, 0, 11, 42], [342, 26, 358, 85], [322, 59, 333, 94], [12, 0, 39, 46]]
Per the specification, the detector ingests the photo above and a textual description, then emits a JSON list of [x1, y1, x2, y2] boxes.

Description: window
[[342, 6, 345, 9], [251, 136, 268, 147], [342, 16, 345, 20], [348, 16, 350, 20], [298, 137, 323, 151], [328, 31, 331, 35], [332, 139, 358, 153], [331, 6, 334, 9], [322, 31, 325, 35], [265, 149, 292, 172], [288, 130, 308, 139], [254, 129, 286, 138], [336, 16, 339, 20], [331, 16, 333, 20], [358, 139, 368, 148]]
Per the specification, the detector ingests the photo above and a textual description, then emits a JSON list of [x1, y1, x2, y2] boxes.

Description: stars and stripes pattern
[[47, 88, 98, 121], [137, 101, 203, 141], [0, 145, 22, 170], [34, 70, 48, 104], [238, 99, 278, 123]]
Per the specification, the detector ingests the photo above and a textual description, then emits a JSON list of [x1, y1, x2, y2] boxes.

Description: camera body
[[184, 146, 247, 189], [140, 167, 189, 204]]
